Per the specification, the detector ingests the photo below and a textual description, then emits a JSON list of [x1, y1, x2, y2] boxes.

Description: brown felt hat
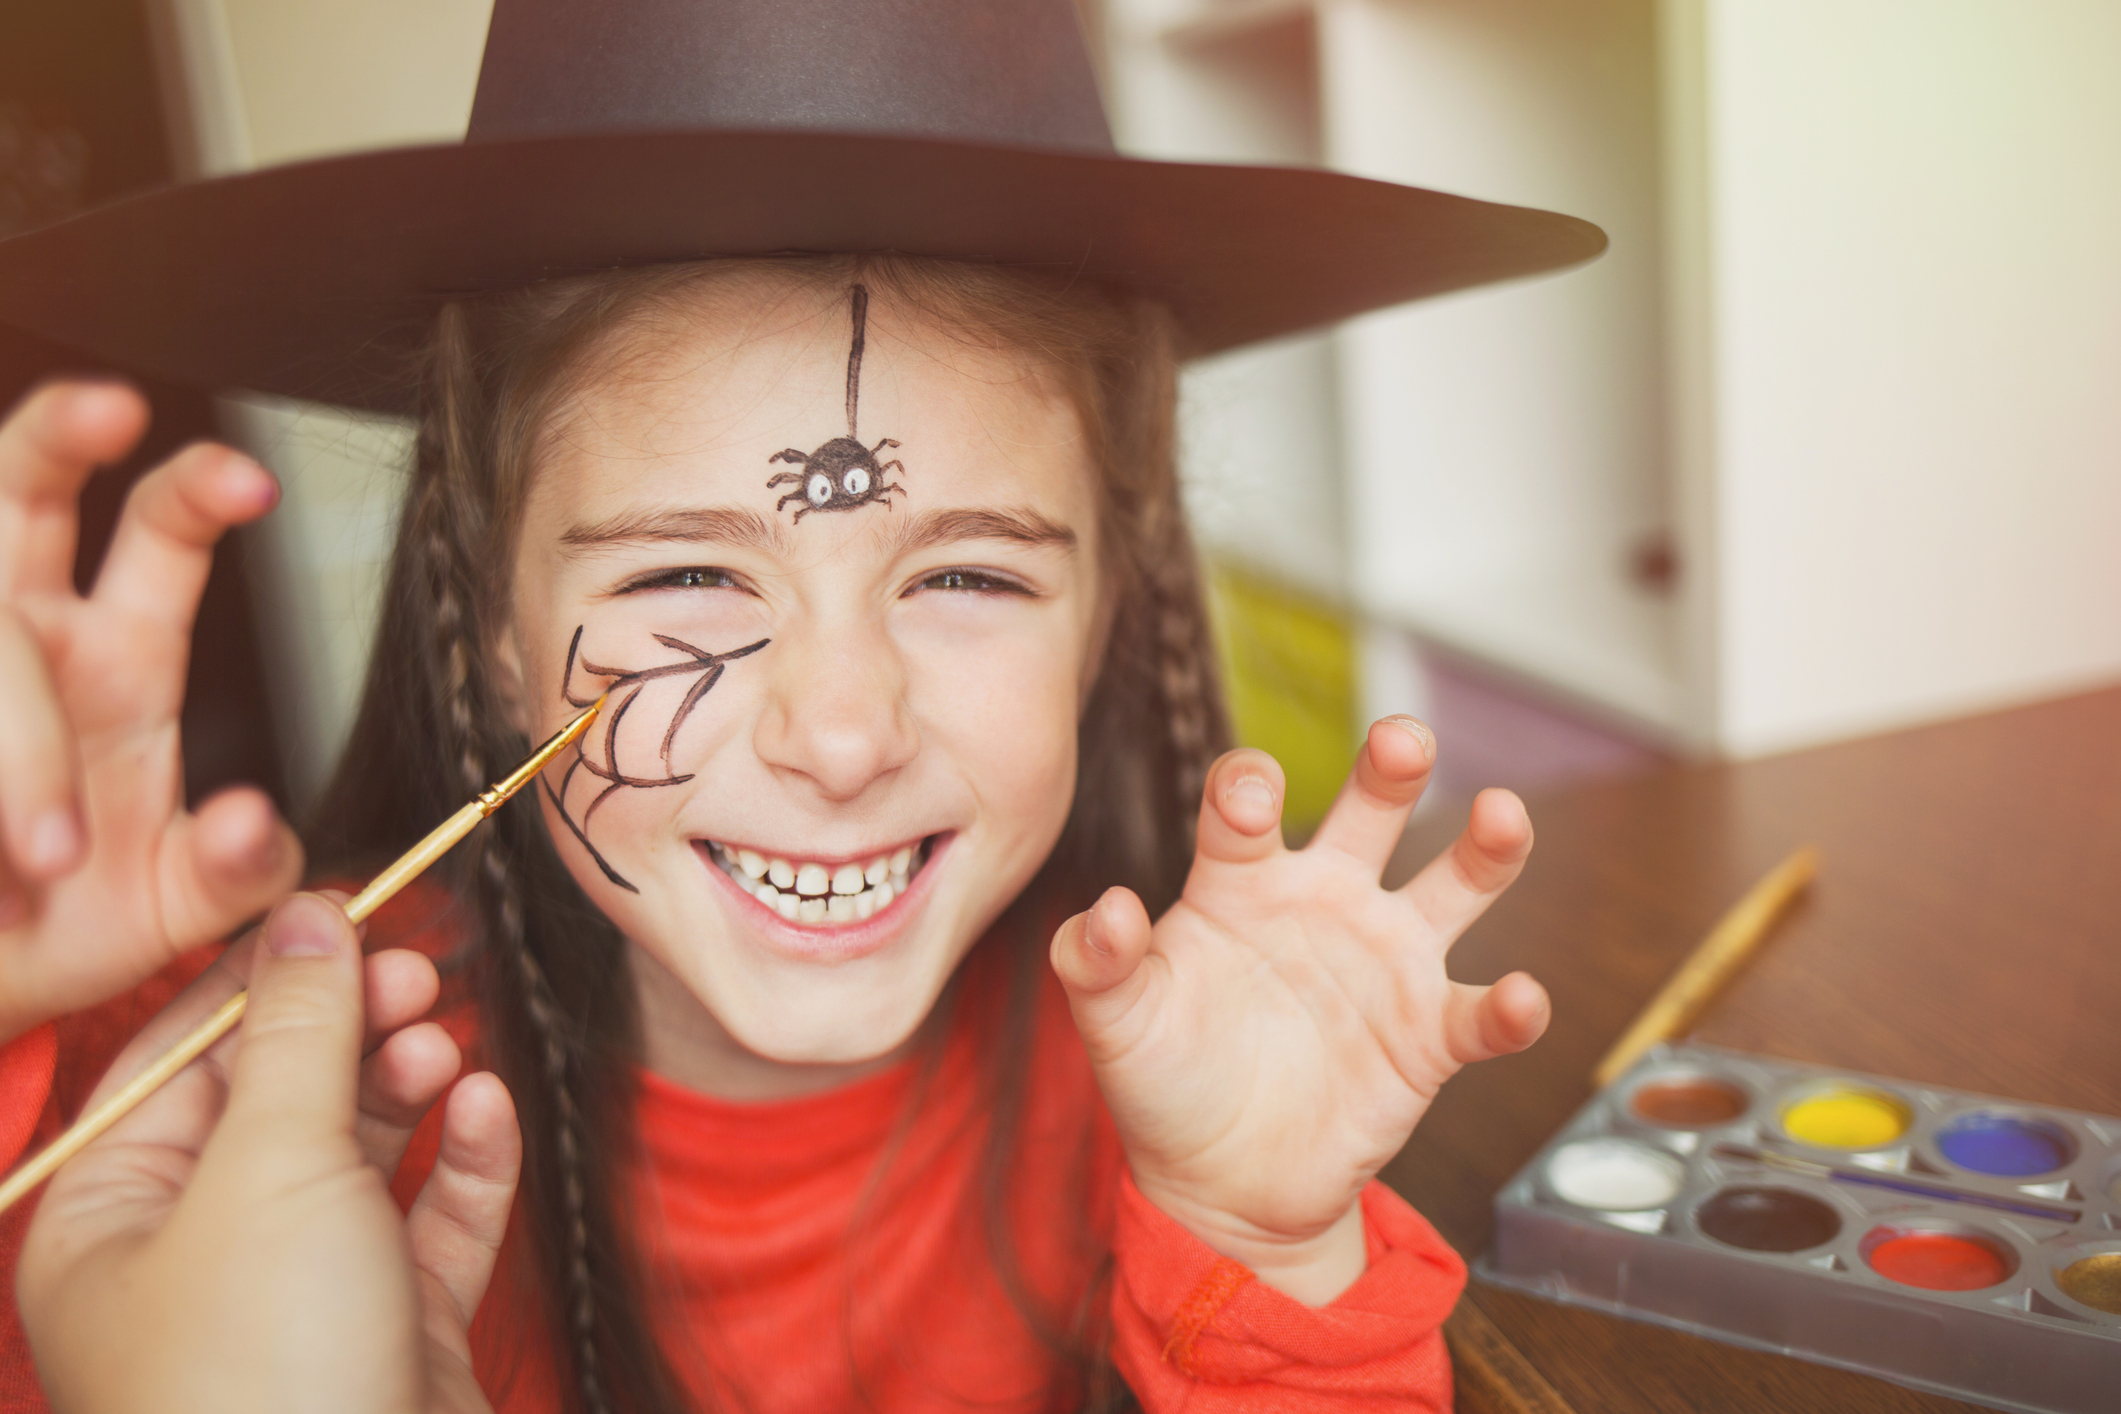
[[0, 0, 1604, 416]]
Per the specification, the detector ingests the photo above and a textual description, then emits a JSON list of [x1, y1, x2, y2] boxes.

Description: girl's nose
[[752, 612, 919, 801]]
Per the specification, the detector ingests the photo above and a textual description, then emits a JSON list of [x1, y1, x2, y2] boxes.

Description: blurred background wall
[[15, 0, 2120, 829]]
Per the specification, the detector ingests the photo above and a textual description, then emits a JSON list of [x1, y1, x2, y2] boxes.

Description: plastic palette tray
[[1478, 1044, 2121, 1413]]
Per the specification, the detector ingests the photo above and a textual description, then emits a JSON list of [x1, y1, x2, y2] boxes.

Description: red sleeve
[[1109, 1171, 1465, 1411]]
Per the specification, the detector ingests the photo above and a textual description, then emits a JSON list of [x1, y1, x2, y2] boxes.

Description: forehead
[[524, 278, 1091, 532]]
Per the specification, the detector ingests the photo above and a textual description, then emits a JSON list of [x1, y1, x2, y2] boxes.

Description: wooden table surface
[[1379, 684, 2121, 1413]]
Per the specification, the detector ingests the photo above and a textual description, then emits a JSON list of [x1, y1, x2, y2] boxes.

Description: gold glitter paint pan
[[0, 696, 605, 1217]]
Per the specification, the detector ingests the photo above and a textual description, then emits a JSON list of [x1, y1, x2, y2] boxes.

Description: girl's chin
[[691, 830, 954, 966]]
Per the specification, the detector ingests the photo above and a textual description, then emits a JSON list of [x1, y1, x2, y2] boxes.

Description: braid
[[417, 302, 616, 1414], [488, 839, 612, 1414], [1150, 547, 1221, 823]]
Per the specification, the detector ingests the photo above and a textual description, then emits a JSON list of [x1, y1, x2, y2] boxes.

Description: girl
[[0, 3, 1596, 1410]]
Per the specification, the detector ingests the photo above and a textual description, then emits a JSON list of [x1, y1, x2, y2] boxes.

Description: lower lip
[[695, 834, 949, 963]]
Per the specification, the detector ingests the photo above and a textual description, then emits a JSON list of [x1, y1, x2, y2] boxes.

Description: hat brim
[[0, 129, 1604, 416]]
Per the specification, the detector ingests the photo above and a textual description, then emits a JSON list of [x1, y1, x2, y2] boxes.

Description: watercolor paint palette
[[1478, 1044, 2121, 1413]]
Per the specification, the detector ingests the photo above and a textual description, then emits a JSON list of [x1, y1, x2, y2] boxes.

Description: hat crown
[[468, 0, 1115, 154]]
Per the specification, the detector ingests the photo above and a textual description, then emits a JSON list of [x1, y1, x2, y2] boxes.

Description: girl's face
[[504, 277, 1102, 1073]]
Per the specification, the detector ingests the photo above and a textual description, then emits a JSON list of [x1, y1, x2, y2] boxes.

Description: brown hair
[[309, 254, 1229, 1413]]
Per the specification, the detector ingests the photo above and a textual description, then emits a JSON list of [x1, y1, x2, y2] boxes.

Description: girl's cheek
[[906, 626, 1085, 793]]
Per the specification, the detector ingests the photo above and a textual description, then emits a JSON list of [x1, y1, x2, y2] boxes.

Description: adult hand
[[18, 892, 521, 1414], [1052, 718, 1547, 1305], [0, 381, 301, 1042]]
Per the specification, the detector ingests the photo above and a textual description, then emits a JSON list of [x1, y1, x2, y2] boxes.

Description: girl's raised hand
[[19, 893, 519, 1414], [0, 382, 301, 1041], [1051, 718, 1548, 1304]]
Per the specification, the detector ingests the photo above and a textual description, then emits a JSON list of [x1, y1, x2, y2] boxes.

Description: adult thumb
[[213, 892, 365, 1157]]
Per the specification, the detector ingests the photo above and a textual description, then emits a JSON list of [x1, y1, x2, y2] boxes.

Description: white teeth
[[710, 839, 928, 926]]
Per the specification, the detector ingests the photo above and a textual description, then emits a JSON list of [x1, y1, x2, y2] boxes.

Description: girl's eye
[[620, 566, 742, 594], [911, 568, 1028, 596]]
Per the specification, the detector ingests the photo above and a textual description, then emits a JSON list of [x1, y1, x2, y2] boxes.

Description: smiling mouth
[[703, 838, 932, 925]]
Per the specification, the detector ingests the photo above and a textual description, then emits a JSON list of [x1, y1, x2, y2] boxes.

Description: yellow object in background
[[1206, 563, 1356, 835]]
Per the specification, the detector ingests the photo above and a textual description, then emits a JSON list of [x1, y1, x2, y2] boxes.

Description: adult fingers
[[355, 1022, 462, 1177], [155, 786, 303, 949], [1307, 716, 1436, 874], [406, 1072, 520, 1344], [361, 947, 441, 1052], [208, 893, 365, 1167], [1193, 749, 1287, 867], [0, 381, 148, 599], [0, 607, 83, 884], [1440, 972, 1551, 1067], [1398, 788, 1534, 950], [91, 441, 278, 635]]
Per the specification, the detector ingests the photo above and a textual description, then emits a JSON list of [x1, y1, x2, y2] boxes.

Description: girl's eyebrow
[[559, 505, 1076, 557], [560, 506, 789, 555], [887, 508, 1078, 555]]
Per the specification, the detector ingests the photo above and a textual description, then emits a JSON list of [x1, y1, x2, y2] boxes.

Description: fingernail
[[26, 810, 81, 872], [1386, 715, 1435, 760], [267, 895, 342, 957], [1225, 775, 1273, 810]]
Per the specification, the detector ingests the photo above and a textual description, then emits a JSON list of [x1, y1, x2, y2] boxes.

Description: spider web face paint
[[547, 624, 769, 893], [765, 284, 907, 522]]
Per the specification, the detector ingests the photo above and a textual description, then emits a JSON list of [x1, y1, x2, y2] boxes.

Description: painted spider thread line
[[545, 624, 769, 892], [765, 284, 906, 522]]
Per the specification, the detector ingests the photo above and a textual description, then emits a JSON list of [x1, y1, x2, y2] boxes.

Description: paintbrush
[[1591, 845, 1820, 1089], [1709, 1142, 2081, 1224], [0, 697, 605, 1217]]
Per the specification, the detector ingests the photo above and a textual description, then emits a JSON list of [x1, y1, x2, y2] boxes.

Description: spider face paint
[[548, 623, 769, 892], [765, 284, 907, 522]]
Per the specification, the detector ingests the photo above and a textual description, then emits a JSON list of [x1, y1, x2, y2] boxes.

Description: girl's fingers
[[158, 786, 304, 947], [1194, 749, 1287, 866], [0, 381, 148, 600], [406, 1072, 520, 1339], [354, 1021, 462, 1177], [91, 441, 278, 635], [1051, 887, 1158, 1046], [0, 607, 82, 883], [1398, 787, 1534, 950], [1308, 716, 1436, 873], [1441, 972, 1551, 1066]]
